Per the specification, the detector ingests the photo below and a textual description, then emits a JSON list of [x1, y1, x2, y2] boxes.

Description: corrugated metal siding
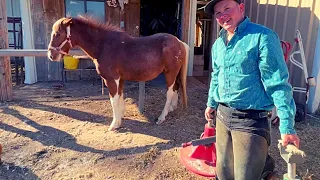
[[243, 0, 320, 105]]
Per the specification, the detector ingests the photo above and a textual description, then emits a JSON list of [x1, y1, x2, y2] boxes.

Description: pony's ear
[[62, 18, 72, 26]]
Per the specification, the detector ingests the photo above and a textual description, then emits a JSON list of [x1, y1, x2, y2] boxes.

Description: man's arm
[[207, 46, 219, 109], [258, 30, 296, 135]]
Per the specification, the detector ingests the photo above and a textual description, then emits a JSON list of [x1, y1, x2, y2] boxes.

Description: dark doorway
[[7, 17, 25, 85], [140, 0, 182, 38], [193, 1, 213, 86]]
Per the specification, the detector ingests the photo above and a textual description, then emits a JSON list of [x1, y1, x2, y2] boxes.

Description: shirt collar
[[219, 16, 250, 37]]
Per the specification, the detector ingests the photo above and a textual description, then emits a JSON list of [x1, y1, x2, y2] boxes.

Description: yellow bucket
[[63, 55, 79, 70]]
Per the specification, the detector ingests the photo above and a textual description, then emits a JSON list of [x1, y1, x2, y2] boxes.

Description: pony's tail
[[179, 41, 189, 109]]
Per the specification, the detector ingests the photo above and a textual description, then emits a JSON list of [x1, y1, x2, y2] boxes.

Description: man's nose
[[217, 14, 228, 20]]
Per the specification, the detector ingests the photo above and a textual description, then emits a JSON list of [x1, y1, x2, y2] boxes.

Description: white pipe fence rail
[[0, 49, 86, 57]]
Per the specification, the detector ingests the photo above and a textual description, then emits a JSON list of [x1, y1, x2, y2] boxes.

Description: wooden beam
[[181, 0, 191, 44], [0, 1, 13, 102], [187, 0, 197, 76]]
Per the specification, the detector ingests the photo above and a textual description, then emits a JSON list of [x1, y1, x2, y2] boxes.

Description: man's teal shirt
[[207, 17, 296, 134]]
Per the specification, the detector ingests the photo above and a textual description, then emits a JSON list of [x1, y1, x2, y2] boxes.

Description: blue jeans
[[215, 104, 272, 180]]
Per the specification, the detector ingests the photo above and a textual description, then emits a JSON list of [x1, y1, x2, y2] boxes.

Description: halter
[[49, 26, 72, 55]]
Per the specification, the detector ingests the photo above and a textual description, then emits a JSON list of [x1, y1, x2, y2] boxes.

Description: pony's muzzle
[[47, 49, 62, 61], [48, 53, 54, 60], [47, 50, 55, 60]]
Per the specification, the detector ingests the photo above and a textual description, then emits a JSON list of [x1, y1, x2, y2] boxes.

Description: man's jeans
[[215, 104, 271, 180]]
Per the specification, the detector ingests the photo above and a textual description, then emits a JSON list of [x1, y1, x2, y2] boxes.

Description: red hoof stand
[[0, 144, 2, 162], [180, 123, 217, 177]]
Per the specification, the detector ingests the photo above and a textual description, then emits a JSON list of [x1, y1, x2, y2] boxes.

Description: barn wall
[[243, 0, 320, 110], [125, 0, 140, 37], [30, 0, 65, 81], [30, 0, 48, 81], [31, 0, 140, 82]]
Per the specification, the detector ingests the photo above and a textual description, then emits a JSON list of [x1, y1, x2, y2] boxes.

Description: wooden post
[[138, 81, 145, 113], [181, 0, 191, 44], [0, 1, 13, 101]]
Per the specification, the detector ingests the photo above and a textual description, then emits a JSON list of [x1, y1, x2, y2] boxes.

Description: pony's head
[[47, 17, 73, 61]]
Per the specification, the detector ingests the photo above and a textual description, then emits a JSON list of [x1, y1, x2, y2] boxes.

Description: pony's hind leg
[[169, 90, 178, 112], [157, 82, 175, 124], [169, 81, 180, 112], [107, 78, 124, 131]]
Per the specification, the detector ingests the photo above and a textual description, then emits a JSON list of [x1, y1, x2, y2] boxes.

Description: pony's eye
[[56, 33, 60, 37]]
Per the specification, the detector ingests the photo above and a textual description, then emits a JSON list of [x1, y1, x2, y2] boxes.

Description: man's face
[[213, 0, 245, 33]]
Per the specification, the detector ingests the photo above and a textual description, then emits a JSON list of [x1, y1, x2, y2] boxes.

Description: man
[[203, 0, 300, 179]]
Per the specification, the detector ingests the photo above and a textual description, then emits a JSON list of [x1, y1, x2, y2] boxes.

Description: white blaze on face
[[48, 29, 62, 61], [47, 31, 55, 60], [48, 19, 67, 61], [157, 83, 175, 124], [109, 78, 123, 131]]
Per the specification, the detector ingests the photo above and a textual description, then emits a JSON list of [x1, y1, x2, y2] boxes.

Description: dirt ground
[[0, 77, 319, 180]]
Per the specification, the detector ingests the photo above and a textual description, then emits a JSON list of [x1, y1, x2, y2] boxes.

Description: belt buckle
[[267, 111, 272, 118], [232, 112, 247, 118]]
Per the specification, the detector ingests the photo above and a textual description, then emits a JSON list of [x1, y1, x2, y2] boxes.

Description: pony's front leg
[[157, 84, 174, 124], [109, 93, 122, 131], [118, 79, 125, 118], [119, 92, 125, 118], [107, 78, 123, 131]]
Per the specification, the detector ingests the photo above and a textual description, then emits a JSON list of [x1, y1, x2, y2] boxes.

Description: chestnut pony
[[47, 16, 189, 131]]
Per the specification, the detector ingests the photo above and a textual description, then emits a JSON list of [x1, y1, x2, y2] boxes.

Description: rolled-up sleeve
[[207, 46, 219, 109], [258, 31, 296, 134]]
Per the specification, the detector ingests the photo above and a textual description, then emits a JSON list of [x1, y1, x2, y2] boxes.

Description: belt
[[219, 103, 271, 119]]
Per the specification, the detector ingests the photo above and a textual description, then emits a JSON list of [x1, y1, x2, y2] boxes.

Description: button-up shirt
[[207, 17, 296, 134]]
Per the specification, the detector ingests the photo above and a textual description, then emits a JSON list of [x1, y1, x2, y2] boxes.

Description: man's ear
[[239, 3, 245, 13]]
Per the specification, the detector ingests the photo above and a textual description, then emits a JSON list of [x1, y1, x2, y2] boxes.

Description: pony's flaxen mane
[[74, 15, 122, 32]]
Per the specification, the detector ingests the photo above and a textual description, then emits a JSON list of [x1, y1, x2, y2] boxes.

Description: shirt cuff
[[279, 120, 296, 134], [207, 96, 218, 109]]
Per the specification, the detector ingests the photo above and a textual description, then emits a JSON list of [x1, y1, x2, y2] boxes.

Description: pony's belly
[[122, 68, 163, 82]]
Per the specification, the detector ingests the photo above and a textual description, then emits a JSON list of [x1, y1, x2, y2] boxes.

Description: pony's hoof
[[108, 126, 120, 131], [168, 106, 174, 112], [156, 118, 165, 125]]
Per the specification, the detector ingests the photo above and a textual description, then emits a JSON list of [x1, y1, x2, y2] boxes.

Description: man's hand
[[281, 134, 300, 148], [205, 106, 216, 121]]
